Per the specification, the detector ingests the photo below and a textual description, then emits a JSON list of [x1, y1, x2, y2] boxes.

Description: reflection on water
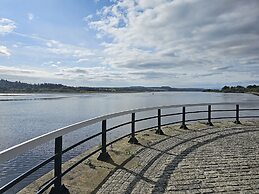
[[0, 92, 258, 193]]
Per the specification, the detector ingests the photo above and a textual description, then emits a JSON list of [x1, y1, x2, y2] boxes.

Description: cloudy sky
[[0, 0, 258, 88]]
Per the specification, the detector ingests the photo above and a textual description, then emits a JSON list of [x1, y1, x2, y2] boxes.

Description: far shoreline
[[0, 90, 205, 95], [0, 91, 259, 97]]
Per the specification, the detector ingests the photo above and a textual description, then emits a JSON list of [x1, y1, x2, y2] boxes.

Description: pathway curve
[[96, 126, 259, 194]]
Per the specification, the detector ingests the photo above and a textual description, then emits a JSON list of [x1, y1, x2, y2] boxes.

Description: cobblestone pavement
[[96, 126, 259, 194]]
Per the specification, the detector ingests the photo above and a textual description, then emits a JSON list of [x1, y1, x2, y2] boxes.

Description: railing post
[[49, 136, 69, 194], [156, 109, 164, 135], [234, 104, 241, 124], [97, 120, 111, 161], [207, 105, 213, 126], [180, 107, 188, 129], [128, 113, 139, 144]]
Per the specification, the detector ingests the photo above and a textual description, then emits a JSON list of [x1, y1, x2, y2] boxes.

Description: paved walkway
[[96, 126, 259, 194]]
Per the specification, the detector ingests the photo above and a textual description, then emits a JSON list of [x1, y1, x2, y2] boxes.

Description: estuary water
[[0, 92, 259, 193]]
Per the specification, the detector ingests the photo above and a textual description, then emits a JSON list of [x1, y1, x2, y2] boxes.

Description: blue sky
[[0, 0, 259, 88]]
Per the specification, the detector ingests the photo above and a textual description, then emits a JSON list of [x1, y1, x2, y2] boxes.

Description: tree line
[[0, 79, 204, 93], [205, 85, 259, 93]]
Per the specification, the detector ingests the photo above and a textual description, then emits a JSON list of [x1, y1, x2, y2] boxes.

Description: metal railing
[[0, 102, 259, 193]]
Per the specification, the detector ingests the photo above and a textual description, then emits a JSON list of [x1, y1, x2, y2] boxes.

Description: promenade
[[21, 120, 259, 194]]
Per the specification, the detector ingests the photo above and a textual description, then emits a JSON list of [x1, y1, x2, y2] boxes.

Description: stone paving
[[96, 126, 259, 194]]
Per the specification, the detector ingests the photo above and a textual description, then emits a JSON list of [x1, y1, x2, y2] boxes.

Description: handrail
[[1, 101, 259, 193], [0, 102, 244, 163]]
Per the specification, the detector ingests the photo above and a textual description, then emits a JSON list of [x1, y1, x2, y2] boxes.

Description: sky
[[0, 0, 258, 88]]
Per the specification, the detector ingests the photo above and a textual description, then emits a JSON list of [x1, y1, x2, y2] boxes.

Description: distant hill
[[0, 79, 204, 93]]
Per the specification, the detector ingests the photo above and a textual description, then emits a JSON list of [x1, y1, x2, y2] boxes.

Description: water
[[0, 92, 258, 193]]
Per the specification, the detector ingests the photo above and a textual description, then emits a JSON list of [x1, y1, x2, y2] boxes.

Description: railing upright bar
[[49, 136, 68, 194], [180, 106, 188, 129], [128, 113, 139, 144], [97, 120, 111, 161], [207, 105, 213, 126], [234, 104, 241, 124], [54, 137, 62, 189], [156, 109, 164, 135]]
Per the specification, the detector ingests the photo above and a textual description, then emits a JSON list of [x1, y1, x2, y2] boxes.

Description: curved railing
[[1, 102, 259, 193]]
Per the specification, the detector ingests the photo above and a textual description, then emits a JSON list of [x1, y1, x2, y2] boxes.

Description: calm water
[[0, 92, 259, 193]]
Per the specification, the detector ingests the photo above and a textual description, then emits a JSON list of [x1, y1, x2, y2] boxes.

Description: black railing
[[0, 102, 259, 193]]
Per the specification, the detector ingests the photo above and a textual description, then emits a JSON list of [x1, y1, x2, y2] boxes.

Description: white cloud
[[0, 18, 16, 35], [84, 15, 93, 23], [0, 64, 132, 85], [0, 66, 53, 78], [3, 31, 100, 71], [42, 61, 61, 68], [86, 0, 259, 86], [57, 66, 129, 81], [27, 13, 34, 21], [46, 40, 95, 59], [0, 45, 11, 56], [1, 1, 258, 87], [76, 58, 89, 63]]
